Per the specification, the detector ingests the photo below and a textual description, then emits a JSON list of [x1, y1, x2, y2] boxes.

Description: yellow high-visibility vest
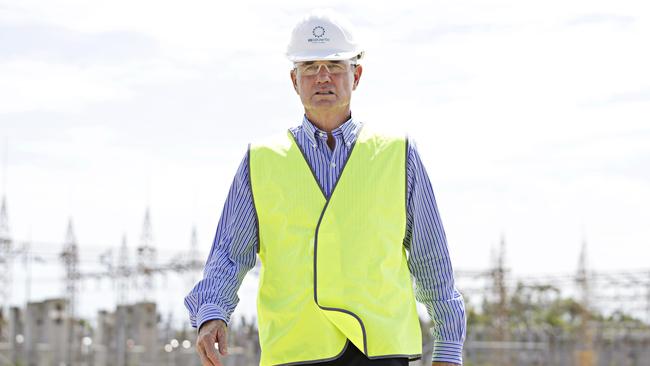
[[249, 126, 422, 366]]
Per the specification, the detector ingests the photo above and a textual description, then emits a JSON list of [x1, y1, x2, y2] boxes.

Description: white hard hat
[[286, 9, 364, 63]]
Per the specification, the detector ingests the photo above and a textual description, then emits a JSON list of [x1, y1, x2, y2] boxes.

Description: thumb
[[217, 326, 229, 356]]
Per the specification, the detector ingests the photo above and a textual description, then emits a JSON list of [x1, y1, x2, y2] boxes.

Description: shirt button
[[330, 162, 336, 168], [312, 144, 317, 148]]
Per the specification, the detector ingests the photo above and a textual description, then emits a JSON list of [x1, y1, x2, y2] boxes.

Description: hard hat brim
[[287, 50, 362, 63]]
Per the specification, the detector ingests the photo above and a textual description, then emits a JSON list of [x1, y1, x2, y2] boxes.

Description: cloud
[[393, 22, 514, 45], [565, 13, 636, 28], [0, 24, 160, 64], [0, 0, 288, 63], [580, 89, 650, 106], [0, 60, 133, 114], [0, 56, 202, 114]]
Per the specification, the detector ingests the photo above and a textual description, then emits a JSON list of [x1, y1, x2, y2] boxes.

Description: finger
[[217, 327, 229, 356], [196, 344, 212, 366], [203, 339, 223, 366]]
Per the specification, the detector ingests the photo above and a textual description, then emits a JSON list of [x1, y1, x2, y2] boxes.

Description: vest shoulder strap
[[249, 130, 294, 156]]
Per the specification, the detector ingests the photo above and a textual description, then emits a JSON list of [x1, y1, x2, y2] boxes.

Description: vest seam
[[312, 124, 370, 356], [368, 353, 422, 360], [402, 135, 410, 255], [247, 143, 262, 254]]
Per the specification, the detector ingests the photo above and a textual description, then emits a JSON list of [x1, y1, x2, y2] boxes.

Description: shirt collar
[[301, 114, 362, 147]]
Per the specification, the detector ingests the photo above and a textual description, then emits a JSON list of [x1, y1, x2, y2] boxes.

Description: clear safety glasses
[[294, 60, 356, 76]]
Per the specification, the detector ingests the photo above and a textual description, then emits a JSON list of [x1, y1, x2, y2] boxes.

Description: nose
[[315, 65, 332, 82]]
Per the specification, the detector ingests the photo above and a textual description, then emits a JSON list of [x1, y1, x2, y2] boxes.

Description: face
[[290, 59, 363, 114]]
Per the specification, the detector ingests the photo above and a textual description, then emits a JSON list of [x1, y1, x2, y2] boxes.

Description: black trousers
[[312, 340, 409, 366]]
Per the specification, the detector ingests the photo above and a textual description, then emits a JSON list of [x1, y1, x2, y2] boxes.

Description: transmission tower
[[61, 218, 80, 316], [647, 272, 650, 324], [576, 238, 590, 308], [489, 234, 509, 333], [117, 234, 130, 305], [0, 195, 11, 341], [186, 225, 202, 288], [136, 207, 156, 301], [60, 217, 79, 366], [0, 139, 11, 341], [575, 237, 595, 366], [492, 233, 509, 365]]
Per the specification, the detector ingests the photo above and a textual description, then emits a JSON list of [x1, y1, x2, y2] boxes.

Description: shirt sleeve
[[183, 147, 258, 331], [404, 136, 467, 365]]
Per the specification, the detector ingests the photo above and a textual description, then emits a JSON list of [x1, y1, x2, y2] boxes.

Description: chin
[[311, 103, 338, 110], [312, 96, 339, 103]]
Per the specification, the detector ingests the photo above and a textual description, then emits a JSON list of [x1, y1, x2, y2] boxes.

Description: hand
[[196, 319, 229, 366]]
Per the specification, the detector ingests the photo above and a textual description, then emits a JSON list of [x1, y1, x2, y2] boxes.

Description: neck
[[305, 108, 351, 133]]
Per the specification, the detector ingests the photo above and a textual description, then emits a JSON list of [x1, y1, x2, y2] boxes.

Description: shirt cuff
[[432, 340, 463, 365], [196, 303, 230, 332]]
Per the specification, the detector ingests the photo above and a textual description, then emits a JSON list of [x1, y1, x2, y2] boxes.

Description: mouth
[[314, 91, 335, 96]]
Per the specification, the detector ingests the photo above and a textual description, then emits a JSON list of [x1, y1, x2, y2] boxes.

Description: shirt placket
[[314, 131, 329, 158], [328, 134, 342, 194], [312, 131, 329, 195]]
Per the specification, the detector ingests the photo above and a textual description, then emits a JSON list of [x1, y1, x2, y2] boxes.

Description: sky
[[1, 0, 649, 326]]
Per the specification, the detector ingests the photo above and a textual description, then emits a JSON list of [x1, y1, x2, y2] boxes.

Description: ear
[[290, 69, 299, 94], [352, 64, 363, 90]]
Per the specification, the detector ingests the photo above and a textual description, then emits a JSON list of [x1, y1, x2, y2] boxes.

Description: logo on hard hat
[[312, 26, 325, 38], [308, 25, 329, 43]]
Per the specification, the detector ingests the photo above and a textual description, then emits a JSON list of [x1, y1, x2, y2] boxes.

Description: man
[[184, 9, 466, 366]]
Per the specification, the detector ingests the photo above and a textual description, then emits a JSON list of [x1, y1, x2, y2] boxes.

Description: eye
[[328, 63, 346, 72], [304, 65, 319, 73]]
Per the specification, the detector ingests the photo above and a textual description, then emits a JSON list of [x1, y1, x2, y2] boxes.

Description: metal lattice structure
[[60, 218, 80, 318], [455, 238, 650, 325], [136, 207, 157, 302], [575, 238, 595, 365], [60, 217, 80, 366], [117, 234, 131, 305], [185, 225, 202, 289], [0, 195, 12, 341]]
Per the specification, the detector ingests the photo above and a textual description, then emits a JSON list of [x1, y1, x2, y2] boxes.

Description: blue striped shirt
[[184, 115, 466, 364]]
